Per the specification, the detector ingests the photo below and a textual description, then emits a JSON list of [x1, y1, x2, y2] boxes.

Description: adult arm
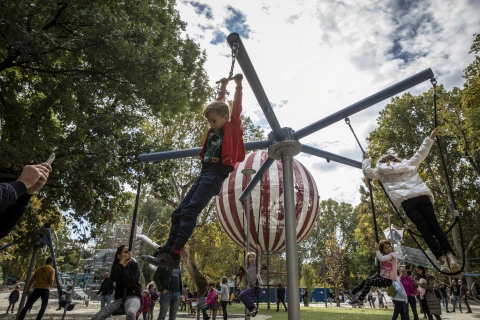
[[0, 193, 32, 239]]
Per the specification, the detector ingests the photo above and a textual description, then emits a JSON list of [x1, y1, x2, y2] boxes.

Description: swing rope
[[345, 112, 465, 275], [345, 118, 380, 276]]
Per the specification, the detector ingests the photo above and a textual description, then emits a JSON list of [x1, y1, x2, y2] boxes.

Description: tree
[[320, 234, 347, 307], [0, 0, 211, 233]]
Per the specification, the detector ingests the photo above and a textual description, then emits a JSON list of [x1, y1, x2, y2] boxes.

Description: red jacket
[[199, 85, 245, 169]]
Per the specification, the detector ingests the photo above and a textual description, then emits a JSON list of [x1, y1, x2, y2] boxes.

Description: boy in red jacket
[[142, 74, 245, 269]]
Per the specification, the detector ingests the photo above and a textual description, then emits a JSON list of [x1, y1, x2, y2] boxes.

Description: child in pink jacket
[[138, 290, 150, 320], [200, 283, 218, 320]]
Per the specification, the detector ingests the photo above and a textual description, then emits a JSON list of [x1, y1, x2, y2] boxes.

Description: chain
[[228, 41, 238, 79]]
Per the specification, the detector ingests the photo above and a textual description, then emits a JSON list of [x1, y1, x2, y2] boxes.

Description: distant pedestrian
[[6, 285, 20, 313], [276, 283, 287, 312]]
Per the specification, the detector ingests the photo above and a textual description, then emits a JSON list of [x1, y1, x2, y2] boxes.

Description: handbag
[[387, 285, 396, 297]]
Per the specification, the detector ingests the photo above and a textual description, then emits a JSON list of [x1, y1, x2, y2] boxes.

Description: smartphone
[[46, 153, 55, 165]]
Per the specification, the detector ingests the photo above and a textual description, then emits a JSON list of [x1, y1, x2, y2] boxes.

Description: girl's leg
[[392, 300, 401, 320], [357, 277, 392, 302], [417, 198, 453, 255], [402, 197, 443, 259], [124, 296, 141, 320], [351, 279, 368, 295], [91, 299, 123, 320]]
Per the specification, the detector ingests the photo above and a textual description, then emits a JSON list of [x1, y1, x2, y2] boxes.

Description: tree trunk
[[182, 245, 208, 297], [335, 287, 340, 307]]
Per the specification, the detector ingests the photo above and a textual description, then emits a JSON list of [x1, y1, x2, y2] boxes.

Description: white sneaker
[[446, 252, 461, 273]]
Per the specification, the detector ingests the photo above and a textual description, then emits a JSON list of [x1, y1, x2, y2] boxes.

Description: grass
[[223, 303, 395, 319]]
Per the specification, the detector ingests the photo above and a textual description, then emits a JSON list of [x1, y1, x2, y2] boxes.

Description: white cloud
[[177, 0, 480, 206]]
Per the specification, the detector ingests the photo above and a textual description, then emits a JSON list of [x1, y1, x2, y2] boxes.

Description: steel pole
[[324, 265, 327, 308], [16, 245, 41, 320], [294, 68, 435, 140], [301, 145, 362, 169], [281, 153, 300, 320], [227, 33, 285, 141], [139, 140, 270, 163]]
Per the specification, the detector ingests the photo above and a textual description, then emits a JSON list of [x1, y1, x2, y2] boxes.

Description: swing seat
[[111, 308, 126, 316], [59, 301, 76, 311]]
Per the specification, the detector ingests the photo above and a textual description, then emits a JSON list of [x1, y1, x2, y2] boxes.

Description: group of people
[[0, 60, 469, 320]]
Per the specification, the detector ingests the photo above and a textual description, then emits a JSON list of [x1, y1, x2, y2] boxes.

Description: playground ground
[[0, 289, 478, 319]]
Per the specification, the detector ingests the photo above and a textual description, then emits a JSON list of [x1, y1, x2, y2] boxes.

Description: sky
[[175, 0, 480, 206]]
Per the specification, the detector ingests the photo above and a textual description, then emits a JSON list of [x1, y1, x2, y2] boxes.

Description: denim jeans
[[442, 296, 449, 312], [6, 302, 16, 313], [157, 291, 180, 320], [17, 288, 50, 320], [201, 304, 216, 319], [100, 295, 112, 308]]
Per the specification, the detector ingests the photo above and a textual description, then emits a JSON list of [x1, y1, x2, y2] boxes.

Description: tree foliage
[[0, 0, 211, 234]]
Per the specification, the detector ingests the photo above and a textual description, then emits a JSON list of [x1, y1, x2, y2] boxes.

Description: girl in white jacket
[[362, 128, 460, 273]]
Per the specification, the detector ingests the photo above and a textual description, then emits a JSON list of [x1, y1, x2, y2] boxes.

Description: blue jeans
[[18, 288, 50, 320], [166, 172, 224, 248], [452, 295, 461, 312], [158, 291, 180, 320], [100, 295, 112, 308], [442, 296, 449, 312], [201, 304, 216, 319], [239, 287, 261, 311], [392, 300, 410, 320]]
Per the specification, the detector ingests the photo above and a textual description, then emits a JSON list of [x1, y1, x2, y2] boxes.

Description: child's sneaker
[[248, 307, 258, 316], [140, 246, 173, 266], [152, 252, 180, 269]]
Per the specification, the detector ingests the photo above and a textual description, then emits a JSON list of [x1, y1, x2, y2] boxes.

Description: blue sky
[[176, 0, 480, 206]]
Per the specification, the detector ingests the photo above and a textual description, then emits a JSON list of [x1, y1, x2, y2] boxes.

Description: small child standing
[[139, 290, 150, 320], [142, 74, 245, 269], [362, 128, 460, 273], [239, 243, 262, 316], [6, 285, 20, 313], [201, 283, 218, 320], [343, 240, 397, 306]]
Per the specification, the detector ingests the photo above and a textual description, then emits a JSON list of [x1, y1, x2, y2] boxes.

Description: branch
[[150, 191, 177, 209], [465, 234, 479, 256], [42, 2, 69, 30]]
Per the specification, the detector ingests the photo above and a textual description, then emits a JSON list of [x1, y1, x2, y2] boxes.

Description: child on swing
[[239, 243, 262, 316], [343, 240, 397, 306], [362, 128, 460, 273], [141, 74, 245, 269]]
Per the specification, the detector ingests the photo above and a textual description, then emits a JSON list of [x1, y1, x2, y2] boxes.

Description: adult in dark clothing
[[303, 288, 309, 306], [6, 285, 20, 313], [92, 245, 142, 320], [96, 272, 115, 308], [437, 283, 450, 313], [153, 266, 183, 320], [450, 280, 461, 312], [276, 283, 287, 312], [0, 164, 51, 239], [458, 280, 472, 313], [416, 266, 442, 320]]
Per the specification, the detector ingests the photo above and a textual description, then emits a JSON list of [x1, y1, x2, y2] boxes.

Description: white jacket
[[362, 137, 435, 209]]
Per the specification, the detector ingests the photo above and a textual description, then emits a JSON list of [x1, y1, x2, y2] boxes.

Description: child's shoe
[[446, 252, 461, 273], [340, 290, 353, 296], [248, 307, 258, 316], [152, 252, 180, 269], [439, 255, 451, 273]]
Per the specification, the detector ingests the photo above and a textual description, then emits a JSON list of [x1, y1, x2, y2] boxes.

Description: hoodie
[[30, 265, 55, 289]]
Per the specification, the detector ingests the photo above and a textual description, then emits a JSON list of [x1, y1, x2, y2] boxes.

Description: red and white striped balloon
[[215, 150, 320, 253]]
